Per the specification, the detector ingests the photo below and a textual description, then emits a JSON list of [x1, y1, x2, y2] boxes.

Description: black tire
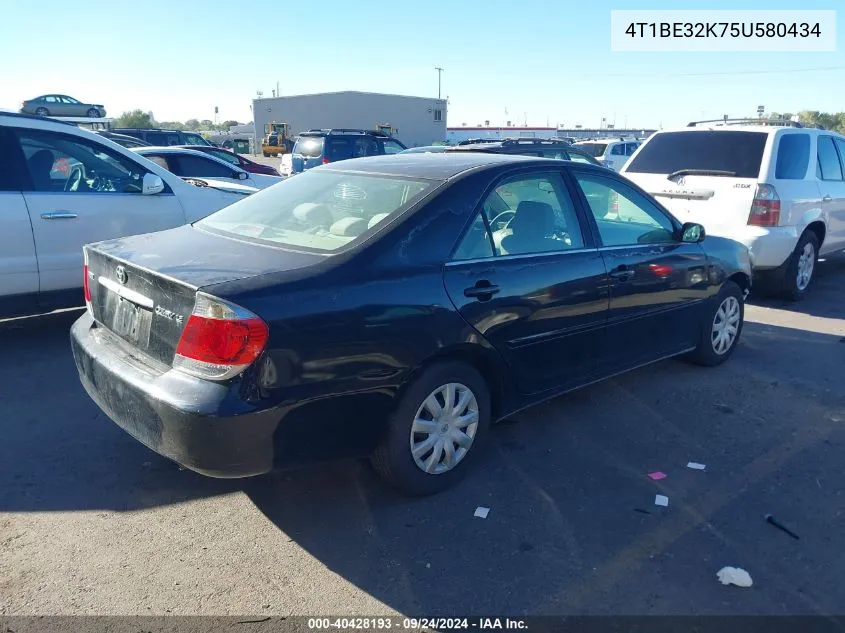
[[780, 230, 819, 302], [262, 152, 269, 157], [35, 107, 49, 116], [371, 361, 491, 496], [686, 280, 744, 367], [87, 108, 100, 118]]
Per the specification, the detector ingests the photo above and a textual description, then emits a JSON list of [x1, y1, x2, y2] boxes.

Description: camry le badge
[[115, 265, 127, 285]]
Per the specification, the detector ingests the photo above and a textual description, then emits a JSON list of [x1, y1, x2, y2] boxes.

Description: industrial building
[[252, 91, 447, 149]]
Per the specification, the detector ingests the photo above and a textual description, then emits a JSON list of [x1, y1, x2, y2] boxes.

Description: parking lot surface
[[1, 256, 844, 617]]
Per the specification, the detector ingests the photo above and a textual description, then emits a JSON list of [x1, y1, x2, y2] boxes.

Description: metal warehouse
[[252, 91, 447, 149]]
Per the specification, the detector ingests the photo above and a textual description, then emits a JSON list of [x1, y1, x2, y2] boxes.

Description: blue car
[[290, 129, 407, 174]]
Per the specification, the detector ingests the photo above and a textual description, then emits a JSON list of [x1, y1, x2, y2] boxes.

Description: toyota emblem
[[115, 265, 127, 285]]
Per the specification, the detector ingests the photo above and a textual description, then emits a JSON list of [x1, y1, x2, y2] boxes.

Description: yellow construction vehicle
[[261, 121, 292, 157], [376, 123, 397, 136]]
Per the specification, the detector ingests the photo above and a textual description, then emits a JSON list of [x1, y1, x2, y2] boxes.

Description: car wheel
[[780, 230, 819, 301], [35, 107, 49, 116], [262, 152, 269, 157], [371, 361, 491, 496], [686, 280, 744, 367], [87, 108, 100, 118]]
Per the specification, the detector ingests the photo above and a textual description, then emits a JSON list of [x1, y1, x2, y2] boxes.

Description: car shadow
[[747, 253, 845, 321]]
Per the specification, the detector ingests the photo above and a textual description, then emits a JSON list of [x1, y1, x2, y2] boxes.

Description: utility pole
[[434, 67, 444, 99], [276, 80, 280, 98]]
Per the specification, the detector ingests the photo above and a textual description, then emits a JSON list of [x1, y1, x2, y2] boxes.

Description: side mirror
[[680, 222, 706, 243], [236, 171, 249, 181], [142, 173, 164, 195]]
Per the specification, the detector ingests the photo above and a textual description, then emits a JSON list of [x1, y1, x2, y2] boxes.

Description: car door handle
[[40, 211, 78, 220], [464, 281, 500, 300], [609, 265, 635, 281], [822, 195, 832, 202]]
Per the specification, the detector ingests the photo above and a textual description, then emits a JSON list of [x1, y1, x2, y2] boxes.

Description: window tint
[[452, 213, 495, 261], [294, 136, 325, 158], [382, 139, 405, 155], [575, 173, 676, 247], [45, 96, 58, 103], [206, 149, 240, 165], [626, 131, 767, 179], [0, 128, 28, 191], [835, 139, 845, 174], [353, 137, 380, 158], [575, 143, 607, 158], [816, 136, 843, 181], [541, 149, 567, 160], [61, 96, 80, 104], [145, 131, 180, 146], [625, 143, 639, 156], [173, 154, 235, 179], [567, 151, 595, 165], [198, 171, 435, 252], [18, 130, 148, 194], [481, 173, 585, 256], [775, 134, 810, 180], [182, 133, 208, 146], [611, 144, 625, 156]]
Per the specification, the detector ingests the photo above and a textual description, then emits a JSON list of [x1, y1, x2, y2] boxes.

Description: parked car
[[95, 131, 151, 148], [448, 138, 605, 166], [132, 147, 283, 190], [573, 139, 642, 171], [111, 128, 211, 147], [0, 112, 253, 318], [400, 145, 448, 153], [290, 129, 407, 174], [620, 119, 845, 299], [174, 144, 281, 176], [70, 152, 751, 496], [21, 95, 106, 118]]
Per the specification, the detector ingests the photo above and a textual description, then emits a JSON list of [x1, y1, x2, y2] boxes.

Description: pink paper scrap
[[648, 471, 667, 481]]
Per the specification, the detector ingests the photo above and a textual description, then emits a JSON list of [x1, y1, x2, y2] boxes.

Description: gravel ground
[[1, 255, 844, 618]]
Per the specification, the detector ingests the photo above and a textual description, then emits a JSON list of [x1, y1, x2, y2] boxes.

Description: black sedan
[[70, 153, 752, 495]]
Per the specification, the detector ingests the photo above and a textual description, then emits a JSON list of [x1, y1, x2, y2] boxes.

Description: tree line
[[113, 109, 246, 132], [767, 111, 845, 133]]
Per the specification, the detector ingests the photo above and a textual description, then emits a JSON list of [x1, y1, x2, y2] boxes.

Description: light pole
[[434, 67, 444, 99]]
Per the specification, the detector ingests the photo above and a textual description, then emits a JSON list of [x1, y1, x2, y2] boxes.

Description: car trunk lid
[[84, 224, 324, 367]]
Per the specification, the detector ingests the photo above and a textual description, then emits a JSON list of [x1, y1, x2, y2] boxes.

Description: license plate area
[[110, 296, 152, 348]]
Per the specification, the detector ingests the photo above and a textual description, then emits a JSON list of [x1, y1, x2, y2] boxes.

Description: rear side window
[[816, 136, 844, 181], [294, 136, 325, 158], [611, 144, 625, 156], [626, 131, 767, 179], [775, 134, 810, 180]]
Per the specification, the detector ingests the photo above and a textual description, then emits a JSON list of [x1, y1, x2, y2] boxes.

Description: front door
[[14, 128, 186, 293], [443, 169, 609, 395], [570, 170, 711, 371], [820, 137, 845, 254]]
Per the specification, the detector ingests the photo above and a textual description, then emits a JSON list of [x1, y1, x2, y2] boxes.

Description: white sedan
[[133, 147, 284, 190]]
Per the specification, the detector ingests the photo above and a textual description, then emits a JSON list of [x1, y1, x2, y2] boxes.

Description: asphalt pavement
[[1, 256, 844, 617]]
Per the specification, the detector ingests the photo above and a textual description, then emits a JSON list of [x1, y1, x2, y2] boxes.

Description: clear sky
[[1, 0, 842, 129]]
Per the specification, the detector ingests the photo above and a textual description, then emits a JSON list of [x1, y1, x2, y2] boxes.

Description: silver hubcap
[[711, 296, 741, 355], [410, 383, 479, 475], [796, 242, 815, 291]]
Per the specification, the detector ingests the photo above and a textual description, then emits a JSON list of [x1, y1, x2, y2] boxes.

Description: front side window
[[207, 149, 240, 166], [576, 143, 608, 158], [61, 96, 80, 104], [567, 151, 595, 165], [575, 173, 676, 247], [353, 138, 380, 158], [478, 173, 585, 256], [198, 170, 437, 252], [382, 139, 405, 155], [625, 143, 639, 156], [18, 130, 148, 194], [816, 136, 843, 181], [183, 133, 207, 146], [173, 154, 235, 179], [775, 134, 810, 180]]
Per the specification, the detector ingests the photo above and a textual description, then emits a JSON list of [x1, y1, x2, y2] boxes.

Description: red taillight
[[83, 264, 91, 302], [322, 157, 330, 164], [748, 184, 781, 227], [173, 294, 268, 381]]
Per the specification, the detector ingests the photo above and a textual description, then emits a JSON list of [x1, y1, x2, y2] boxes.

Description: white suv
[[0, 112, 252, 318], [574, 138, 642, 171], [621, 121, 845, 299]]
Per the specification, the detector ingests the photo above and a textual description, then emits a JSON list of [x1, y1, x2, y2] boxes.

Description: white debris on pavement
[[654, 495, 669, 507], [474, 506, 490, 519], [687, 462, 707, 470], [717, 566, 753, 587]]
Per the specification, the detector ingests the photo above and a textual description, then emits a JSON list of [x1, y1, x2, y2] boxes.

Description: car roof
[[0, 111, 77, 127], [319, 152, 578, 180]]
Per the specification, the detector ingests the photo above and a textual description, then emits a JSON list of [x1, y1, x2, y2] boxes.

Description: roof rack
[[304, 128, 391, 137], [686, 118, 820, 129]]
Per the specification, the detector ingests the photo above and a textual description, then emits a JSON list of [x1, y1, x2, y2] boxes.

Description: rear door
[[571, 169, 711, 370], [0, 127, 39, 312], [14, 128, 187, 293], [443, 168, 609, 395], [819, 136, 845, 253], [622, 130, 768, 237]]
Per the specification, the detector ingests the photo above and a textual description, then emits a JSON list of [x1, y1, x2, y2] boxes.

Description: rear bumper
[[710, 225, 799, 270], [70, 312, 278, 478]]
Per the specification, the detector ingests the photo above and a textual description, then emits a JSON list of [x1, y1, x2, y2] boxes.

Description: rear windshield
[[293, 136, 325, 157], [575, 143, 608, 157], [197, 170, 437, 253], [626, 131, 767, 178]]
